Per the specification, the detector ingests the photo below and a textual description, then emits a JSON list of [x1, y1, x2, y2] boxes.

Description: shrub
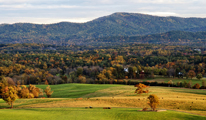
[[200, 86, 206, 89], [57, 80, 65, 84], [168, 80, 173, 84], [192, 83, 200, 89], [142, 107, 148, 111]]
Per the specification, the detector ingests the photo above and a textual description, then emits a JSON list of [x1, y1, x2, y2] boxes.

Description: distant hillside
[[184, 26, 206, 32], [0, 12, 206, 44], [83, 31, 206, 46]]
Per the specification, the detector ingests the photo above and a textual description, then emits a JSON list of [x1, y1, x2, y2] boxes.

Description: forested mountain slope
[[0, 12, 206, 44]]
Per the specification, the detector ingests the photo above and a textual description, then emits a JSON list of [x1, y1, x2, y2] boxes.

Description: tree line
[[0, 43, 206, 85]]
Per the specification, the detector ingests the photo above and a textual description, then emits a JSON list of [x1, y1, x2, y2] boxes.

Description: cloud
[[0, 0, 40, 4], [0, 15, 100, 24], [128, 0, 197, 4], [0, 0, 206, 24], [0, 4, 79, 10], [140, 12, 180, 17]]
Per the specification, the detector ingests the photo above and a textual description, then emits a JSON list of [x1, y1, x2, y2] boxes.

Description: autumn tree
[[28, 84, 43, 98], [44, 85, 53, 98], [134, 83, 149, 94], [2, 86, 18, 108], [18, 85, 32, 98], [147, 94, 159, 111], [17, 85, 43, 98], [77, 76, 86, 83], [188, 70, 196, 79], [0, 77, 15, 97], [192, 83, 200, 89], [97, 73, 106, 82]]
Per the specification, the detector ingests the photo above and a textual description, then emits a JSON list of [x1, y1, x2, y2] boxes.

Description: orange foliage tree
[[134, 83, 150, 94]]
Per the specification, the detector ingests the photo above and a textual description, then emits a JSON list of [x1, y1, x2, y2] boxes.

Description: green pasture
[[1, 84, 206, 119], [34, 83, 206, 99], [36, 84, 122, 98], [0, 108, 205, 120]]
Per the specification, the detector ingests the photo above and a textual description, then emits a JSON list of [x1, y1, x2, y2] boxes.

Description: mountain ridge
[[0, 12, 206, 45]]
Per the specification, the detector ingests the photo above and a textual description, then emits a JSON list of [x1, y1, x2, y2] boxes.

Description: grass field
[[128, 77, 205, 86], [0, 108, 205, 120], [36, 84, 121, 98], [1, 83, 206, 119]]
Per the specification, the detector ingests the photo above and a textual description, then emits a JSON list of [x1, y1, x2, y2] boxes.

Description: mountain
[[184, 26, 206, 32], [0, 12, 206, 44], [82, 31, 206, 45]]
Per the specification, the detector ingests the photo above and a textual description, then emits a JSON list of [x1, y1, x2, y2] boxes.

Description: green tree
[[160, 68, 167, 76], [196, 73, 203, 80], [76, 67, 83, 77], [153, 68, 160, 75], [147, 94, 159, 111]]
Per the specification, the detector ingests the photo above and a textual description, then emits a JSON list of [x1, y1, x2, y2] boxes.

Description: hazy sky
[[0, 0, 206, 24]]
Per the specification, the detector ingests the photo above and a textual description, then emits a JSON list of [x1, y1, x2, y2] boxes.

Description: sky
[[0, 0, 206, 24]]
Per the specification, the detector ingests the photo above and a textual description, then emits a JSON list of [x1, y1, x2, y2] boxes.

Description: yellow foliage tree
[[147, 94, 159, 111], [2, 86, 18, 108], [44, 86, 53, 98]]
